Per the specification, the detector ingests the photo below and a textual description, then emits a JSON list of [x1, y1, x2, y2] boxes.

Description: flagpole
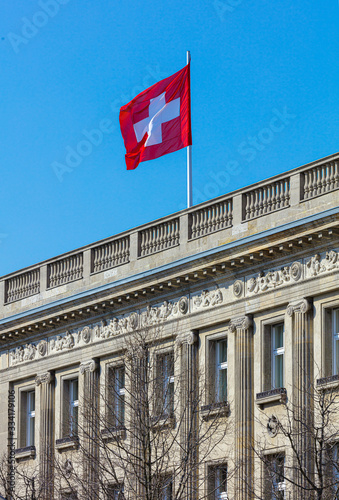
[[186, 50, 192, 208]]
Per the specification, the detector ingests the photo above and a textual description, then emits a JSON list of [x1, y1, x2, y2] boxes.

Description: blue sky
[[1, 0, 338, 276]]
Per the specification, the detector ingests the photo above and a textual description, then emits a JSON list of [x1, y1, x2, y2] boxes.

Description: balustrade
[[5, 269, 40, 303], [302, 161, 339, 199], [48, 253, 83, 288], [189, 199, 232, 239], [243, 178, 290, 221], [139, 218, 179, 257], [92, 236, 130, 273]]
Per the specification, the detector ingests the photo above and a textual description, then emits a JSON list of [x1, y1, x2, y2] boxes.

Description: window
[[60, 491, 77, 500], [156, 352, 174, 415], [208, 464, 228, 500], [63, 378, 78, 437], [155, 476, 173, 500], [272, 323, 284, 389], [209, 338, 227, 404], [107, 366, 125, 427], [333, 309, 339, 375], [263, 322, 284, 392], [19, 390, 35, 448], [264, 454, 285, 500], [106, 484, 124, 499]]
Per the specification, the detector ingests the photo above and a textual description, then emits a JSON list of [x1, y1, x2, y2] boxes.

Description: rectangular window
[[155, 476, 173, 500], [60, 491, 77, 500], [63, 378, 78, 437], [106, 484, 124, 499], [272, 323, 284, 389], [264, 454, 285, 500], [107, 366, 125, 427], [19, 390, 35, 448], [333, 309, 339, 375], [208, 464, 228, 500], [209, 338, 227, 404], [157, 352, 174, 416]]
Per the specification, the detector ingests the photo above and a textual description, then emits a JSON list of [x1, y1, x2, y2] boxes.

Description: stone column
[[287, 298, 313, 499], [35, 371, 54, 500], [176, 330, 199, 500], [80, 359, 100, 499], [230, 315, 253, 500]]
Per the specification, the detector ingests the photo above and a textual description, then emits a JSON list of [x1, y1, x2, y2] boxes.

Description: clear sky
[[1, 1, 338, 277]]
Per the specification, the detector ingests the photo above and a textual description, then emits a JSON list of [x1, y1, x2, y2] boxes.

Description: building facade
[[0, 153, 339, 499]]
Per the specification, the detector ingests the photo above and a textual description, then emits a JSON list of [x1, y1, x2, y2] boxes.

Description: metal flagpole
[[186, 50, 192, 208]]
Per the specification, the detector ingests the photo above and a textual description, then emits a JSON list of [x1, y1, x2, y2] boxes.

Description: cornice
[[0, 219, 338, 345]]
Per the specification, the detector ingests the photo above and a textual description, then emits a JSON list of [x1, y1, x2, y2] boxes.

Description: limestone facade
[[0, 153, 339, 499]]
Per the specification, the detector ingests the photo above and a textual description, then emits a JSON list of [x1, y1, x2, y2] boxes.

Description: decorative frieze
[[247, 262, 302, 295], [11, 343, 36, 365], [193, 287, 223, 309], [50, 330, 75, 351], [306, 250, 339, 276]]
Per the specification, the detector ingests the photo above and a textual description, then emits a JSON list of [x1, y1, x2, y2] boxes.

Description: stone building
[[0, 152, 339, 499]]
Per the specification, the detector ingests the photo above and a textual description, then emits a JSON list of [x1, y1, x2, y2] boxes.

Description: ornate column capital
[[80, 358, 99, 375], [287, 298, 312, 317], [229, 315, 252, 332], [176, 330, 198, 346], [35, 371, 54, 386]]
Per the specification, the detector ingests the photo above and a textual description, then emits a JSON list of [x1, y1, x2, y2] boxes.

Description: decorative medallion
[[267, 414, 279, 437], [37, 340, 47, 357], [82, 326, 91, 344], [178, 296, 189, 315], [233, 280, 243, 298]]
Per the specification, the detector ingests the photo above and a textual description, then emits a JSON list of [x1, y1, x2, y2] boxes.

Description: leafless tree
[[254, 377, 339, 500], [54, 323, 233, 499]]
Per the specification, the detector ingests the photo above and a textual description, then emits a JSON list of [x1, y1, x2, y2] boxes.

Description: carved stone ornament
[[82, 326, 91, 344], [37, 340, 47, 357], [233, 280, 243, 298], [287, 298, 311, 317], [193, 287, 223, 309], [178, 296, 189, 315], [80, 359, 99, 375], [267, 414, 279, 437], [290, 261, 302, 281], [11, 343, 36, 365], [247, 262, 301, 295], [129, 312, 139, 329], [176, 331, 198, 346], [229, 315, 252, 333], [306, 250, 339, 276], [63, 458, 73, 479], [35, 371, 54, 386], [51, 330, 75, 351]]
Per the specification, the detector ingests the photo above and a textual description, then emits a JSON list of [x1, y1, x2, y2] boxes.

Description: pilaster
[[35, 371, 54, 500], [287, 298, 313, 499], [229, 315, 253, 500], [80, 359, 100, 499], [176, 330, 199, 500]]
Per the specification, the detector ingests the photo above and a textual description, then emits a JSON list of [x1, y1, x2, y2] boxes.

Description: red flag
[[119, 64, 192, 170]]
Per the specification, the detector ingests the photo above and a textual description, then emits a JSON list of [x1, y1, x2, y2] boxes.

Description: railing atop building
[[1, 154, 338, 304]]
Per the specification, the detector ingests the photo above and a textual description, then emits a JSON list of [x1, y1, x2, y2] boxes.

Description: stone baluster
[[176, 331, 199, 500], [230, 315, 253, 500], [287, 298, 313, 499], [35, 371, 55, 500], [80, 359, 100, 499]]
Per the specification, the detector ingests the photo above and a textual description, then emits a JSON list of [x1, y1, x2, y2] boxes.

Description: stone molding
[[286, 298, 312, 317], [176, 330, 198, 346], [35, 371, 54, 386], [229, 315, 252, 332], [80, 359, 99, 375]]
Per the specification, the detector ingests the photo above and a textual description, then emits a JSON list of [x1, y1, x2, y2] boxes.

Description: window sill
[[15, 446, 36, 460], [151, 413, 175, 430], [317, 374, 339, 390], [256, 388, 287, 408], [56, 436, 79, 451], [101, 426, 126, 441], [201, 401, 230, 420]]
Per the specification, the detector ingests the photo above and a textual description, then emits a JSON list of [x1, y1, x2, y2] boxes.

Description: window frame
[[263, 453, 286, 500], [106, 364, 126, 428], [271, 323, 285, 390], [18, 386, 36, 449], [61, 374, 79, 438], [207, 333, 228, 405], [332, 308, 339, 376], [155, 349, 175, 417], [207, 461, 228, 500], [261, 316, 285, 393]]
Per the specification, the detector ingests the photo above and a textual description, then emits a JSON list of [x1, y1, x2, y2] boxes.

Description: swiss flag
[[119, 64, 192, 170]]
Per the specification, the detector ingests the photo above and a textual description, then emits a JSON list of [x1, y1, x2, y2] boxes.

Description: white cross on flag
[[119, 64, 191, 170]]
